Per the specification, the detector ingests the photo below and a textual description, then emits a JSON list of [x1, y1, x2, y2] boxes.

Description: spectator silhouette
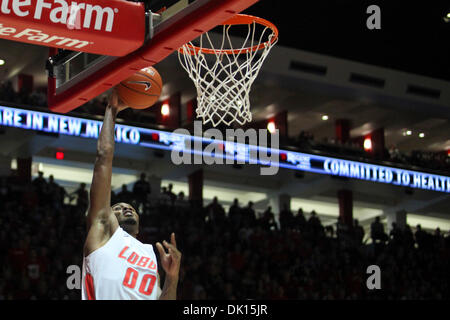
[[293, 208, 306, 231], [71, 183, 88, 213], [165, 184, 177, 204], [403, 224, 415, 248], [116, 184, 133, 205], [32, 172, 47, 204], [206, 197, 226, 226], [389, 222, 403, 245], [133, 173, 151, 210], [353, 219, 365, 244], [336, 216, 348, 240], [228, 199, 241, 231], [279, 204, 293, 231], [307, 210, 324, 237], [414, 224, 429, 249], [370, 216, 388, 242], [158, 186, 171, 206], [261, 206, 277, 231], [46, 175, 63, 209], [174, 192, 189, 210], [241, 201, 256, 228]]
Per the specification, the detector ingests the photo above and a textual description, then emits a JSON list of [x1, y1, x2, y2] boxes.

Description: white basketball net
[[178, 20, 277, 127]]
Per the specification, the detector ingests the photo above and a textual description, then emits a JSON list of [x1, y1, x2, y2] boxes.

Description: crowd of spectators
[[1, 82, 448, 172], [292, 130, 450, 172], [0, 81, 157, 126], [390, 147, 450, 172], [0, 81, 46, 108], [0, 172, 449, 300]]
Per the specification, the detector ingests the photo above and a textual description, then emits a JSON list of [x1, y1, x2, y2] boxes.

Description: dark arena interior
[[0, 0, 449, 302]]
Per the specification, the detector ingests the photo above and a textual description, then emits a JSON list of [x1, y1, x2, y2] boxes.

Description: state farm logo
[[0, 22, 90, 48], [0, 0, 118, 32]]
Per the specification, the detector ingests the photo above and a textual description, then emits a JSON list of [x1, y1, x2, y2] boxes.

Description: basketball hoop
[[178, 14, 278, 126]]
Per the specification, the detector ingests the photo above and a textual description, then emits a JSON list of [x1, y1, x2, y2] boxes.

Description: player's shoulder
[[130, 234, 153, 249], [143, 243, 157, 256]]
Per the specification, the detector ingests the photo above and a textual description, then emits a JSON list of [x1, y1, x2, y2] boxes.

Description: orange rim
[[179, 14, 278, 55]]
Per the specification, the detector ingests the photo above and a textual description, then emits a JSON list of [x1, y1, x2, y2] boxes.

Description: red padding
[[48, 0, 260, 114], [0, 0, 145, 56]]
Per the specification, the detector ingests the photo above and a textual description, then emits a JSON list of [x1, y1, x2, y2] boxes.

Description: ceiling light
[[418, 132, 425, 138], [363, 138, 372, 151], [10, 158, 17, 170], [0, 59, 5, 66], [267, 121, 276, 134], [322, 115, 329, 121], [444, 11, 450, 22], [406, 130, 412, 136], [161, 103, 170, 116]]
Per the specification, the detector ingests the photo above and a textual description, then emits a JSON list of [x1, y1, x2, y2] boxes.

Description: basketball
[[116, 66, 163, 109]]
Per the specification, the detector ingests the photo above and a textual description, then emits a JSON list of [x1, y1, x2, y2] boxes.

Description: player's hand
[[108, 89, 128, 113], [156, 233, 181, 279]]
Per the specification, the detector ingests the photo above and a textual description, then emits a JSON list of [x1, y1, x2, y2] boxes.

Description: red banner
[[0, 0, 145, 56]]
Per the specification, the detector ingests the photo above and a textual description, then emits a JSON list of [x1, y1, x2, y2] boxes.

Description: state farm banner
[[0, 0, 145, 56]]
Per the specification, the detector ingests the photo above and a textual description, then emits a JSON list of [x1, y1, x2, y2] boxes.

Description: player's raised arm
[[84, 90, 127, 256]]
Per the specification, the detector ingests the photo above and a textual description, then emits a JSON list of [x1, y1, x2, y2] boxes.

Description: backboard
[[45, 0, 260, 114]]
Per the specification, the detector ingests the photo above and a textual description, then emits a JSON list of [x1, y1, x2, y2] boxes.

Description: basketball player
[[81, 90, 181, 300]]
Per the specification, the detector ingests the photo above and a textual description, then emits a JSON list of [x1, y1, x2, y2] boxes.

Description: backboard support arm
[[47, 0, 259, 114]]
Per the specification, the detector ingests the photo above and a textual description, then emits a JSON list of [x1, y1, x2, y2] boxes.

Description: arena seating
[[1, 82, 448, 173], [0, 174, 449, 300]]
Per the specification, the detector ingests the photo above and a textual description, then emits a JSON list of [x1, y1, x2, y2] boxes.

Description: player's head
[[111, 202, 139, 237]]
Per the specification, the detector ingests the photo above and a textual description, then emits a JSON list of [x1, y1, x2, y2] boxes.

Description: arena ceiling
[[245, 0, 450, 82]]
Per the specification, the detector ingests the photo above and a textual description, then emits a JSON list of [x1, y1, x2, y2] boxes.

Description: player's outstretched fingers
[[163, 239, 181, 259], [163, 240, 177, 253], [108, 88, 128, 112], [156, 242, 167, 257], [171, 233, 177, 248]]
